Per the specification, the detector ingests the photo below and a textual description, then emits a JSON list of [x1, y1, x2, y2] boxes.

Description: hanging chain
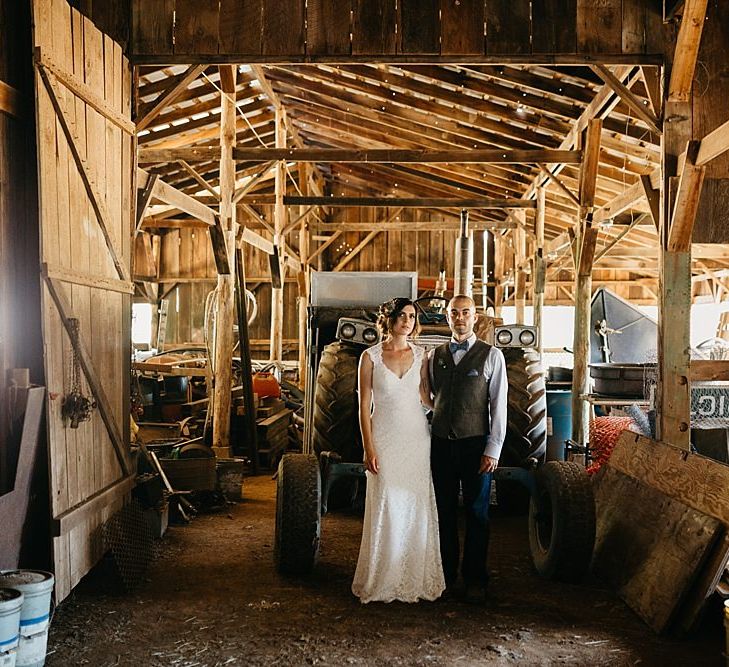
[[61, 318, 96, 428]]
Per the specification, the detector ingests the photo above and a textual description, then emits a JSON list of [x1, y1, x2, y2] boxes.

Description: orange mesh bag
[[586, 416, 636, 475]]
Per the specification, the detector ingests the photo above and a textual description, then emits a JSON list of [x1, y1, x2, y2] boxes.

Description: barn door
[[31, 0, 135, 602]]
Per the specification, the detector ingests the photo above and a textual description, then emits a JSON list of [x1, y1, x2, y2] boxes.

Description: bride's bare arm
[[358, 352, 378, 474], [419, 354, 434, 410]]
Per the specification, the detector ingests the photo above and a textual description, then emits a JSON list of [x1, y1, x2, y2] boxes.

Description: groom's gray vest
[[431, 340, 491, 440]]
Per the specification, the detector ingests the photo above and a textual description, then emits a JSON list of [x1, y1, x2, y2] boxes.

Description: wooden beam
[[178, 160, 219, 199], [640, 174, 661, 231], [138, 169, 216, 225], [52, 475, 135, 536], [696, 116, 729, 166], [135, 173, 159, 235], [537, 163, 579, 206], [238, 148, 582, 164], [39, 69, 130, 283], [43, 275, 131, 477], [668, 142, 706, 252], [578, 119, 603, 211], [316, 221, 515, 232], [238, 196, 536, 208], [307, 231, 343, 266], [591, 65, 662, 135], [211, 64, 237, 457], [36, 53, 134, 134], [44, 262, 134, 295], [333, 208, 403, 272], [239, 227, 301, 271], [136, 64, 206, 131], [668, 0, 710, 103], [639, 66, 662, 118], [0, 79, 23, 118], [270, 107, 286, 362]]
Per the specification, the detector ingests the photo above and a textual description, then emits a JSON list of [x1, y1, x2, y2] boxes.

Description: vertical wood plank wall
[[31, 0, 133, 601], [127, 0, 664, 61]]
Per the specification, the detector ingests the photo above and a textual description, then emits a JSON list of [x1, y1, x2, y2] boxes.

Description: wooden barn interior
[[2, 0, 729, 664]]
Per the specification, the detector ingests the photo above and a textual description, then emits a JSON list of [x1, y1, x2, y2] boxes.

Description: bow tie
[[449, 340, 469, 354]]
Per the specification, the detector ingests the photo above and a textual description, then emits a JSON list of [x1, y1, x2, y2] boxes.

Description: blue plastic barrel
[[546, 390, 572, 461]]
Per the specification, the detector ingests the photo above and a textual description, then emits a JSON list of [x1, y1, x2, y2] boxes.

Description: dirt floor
[[46, 475, 723, 666]]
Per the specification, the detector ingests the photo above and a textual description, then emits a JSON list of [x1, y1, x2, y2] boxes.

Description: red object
[[586, 416, 636, 475], [252, 372, 281, 398]]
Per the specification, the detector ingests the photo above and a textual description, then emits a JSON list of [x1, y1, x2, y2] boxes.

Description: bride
[[351, 298, 445, 603]]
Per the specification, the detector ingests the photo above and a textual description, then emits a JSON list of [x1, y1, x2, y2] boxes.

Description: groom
[[429, 294, 508, 602]]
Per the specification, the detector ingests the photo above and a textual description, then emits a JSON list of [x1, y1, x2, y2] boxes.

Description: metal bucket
[[546, 390, 572, 461], [0, 588, 24, 667], [0, 572, 54, 667]]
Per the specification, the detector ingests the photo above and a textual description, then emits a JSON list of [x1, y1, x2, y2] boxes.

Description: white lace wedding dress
[[351, 342, 445, 603]]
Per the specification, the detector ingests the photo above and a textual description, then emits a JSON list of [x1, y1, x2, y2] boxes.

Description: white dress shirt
[[429, 333, 508, 460]]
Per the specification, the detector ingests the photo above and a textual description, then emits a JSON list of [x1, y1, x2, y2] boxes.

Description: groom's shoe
[[463, 581, 488, 604]]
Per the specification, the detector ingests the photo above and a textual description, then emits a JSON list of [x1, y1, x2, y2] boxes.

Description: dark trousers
[[431, 434, 492, 586]]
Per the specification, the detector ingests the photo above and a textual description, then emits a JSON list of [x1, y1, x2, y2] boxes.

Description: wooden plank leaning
[[38, 67, 131, 283], [606, 431, 729, 633], [42, 273, 132, 477]]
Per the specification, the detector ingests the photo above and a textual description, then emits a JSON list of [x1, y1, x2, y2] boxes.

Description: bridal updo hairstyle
[[376, 297, 421, 337]]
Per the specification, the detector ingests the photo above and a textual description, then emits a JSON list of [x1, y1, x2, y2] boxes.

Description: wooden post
[[658, 0, 709, 448], [270, 107, 286, 362], [571, 119, 602, 445], [534, 188, 546, 358], [212, 66, 237, 457], [298, 163, 310, 388], [513, 213, 526, 324], [494, 233, 504, 317]]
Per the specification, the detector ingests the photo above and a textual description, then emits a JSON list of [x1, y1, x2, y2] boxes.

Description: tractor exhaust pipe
[[454, 209, 474, 297]]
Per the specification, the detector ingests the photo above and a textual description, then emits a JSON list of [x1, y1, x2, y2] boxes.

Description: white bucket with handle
[[0, 588, 24, 667], [0, 572, 54, 667]]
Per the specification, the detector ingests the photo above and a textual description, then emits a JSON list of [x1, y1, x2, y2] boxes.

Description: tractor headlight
[[362, 327, 379, 344], [496, 329, 513, 346], [340, 323, 356, 339], [519, 329, 535, 346]]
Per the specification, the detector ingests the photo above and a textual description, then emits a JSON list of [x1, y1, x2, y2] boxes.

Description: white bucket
[[0, 588, 24, 667], [0, 572, 54, 667]]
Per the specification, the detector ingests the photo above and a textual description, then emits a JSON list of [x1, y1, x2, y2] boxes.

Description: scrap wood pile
[[591, 431, 729, 635]]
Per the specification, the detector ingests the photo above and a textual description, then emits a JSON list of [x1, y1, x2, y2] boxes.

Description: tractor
[[274, 272, 595, 583]]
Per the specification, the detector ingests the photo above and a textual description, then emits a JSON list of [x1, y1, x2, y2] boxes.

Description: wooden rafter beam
[[139, 147, 583, 165], [136, 64, 206, 131], [178, 160, 219, 199], [237, 196, 537, 208], [696, 116, 729, 166], [537, 163, 579, 206], [668, 0, 710, 103], [316, 221, 515, 232], [668, 141, 706, 252], [590, 65, 662, 135]]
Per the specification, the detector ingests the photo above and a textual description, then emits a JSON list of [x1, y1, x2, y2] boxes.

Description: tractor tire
[[528, 461, 595, 582], [274, 453, 321, 575], [312, 341, 362, 463], [495, 348, 547, 514], [502, 347, 547, 465]]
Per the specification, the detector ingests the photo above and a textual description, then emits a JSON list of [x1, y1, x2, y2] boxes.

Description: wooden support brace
[[640, 174, 661, 232], [668, 141, 706, 252], [578, 119, 603, 210], [696, 116, 729, 167], [40, 69, 130, 283], [136, 64, 206, 131], [43, 274, 131, 477], [178, 160, 219, 199], [639, 66, 662, 119], [668, 0, 710, 103], [537, 163, 580, 206], [591, 65, 662, 135], [135, 173, 159, 235]]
